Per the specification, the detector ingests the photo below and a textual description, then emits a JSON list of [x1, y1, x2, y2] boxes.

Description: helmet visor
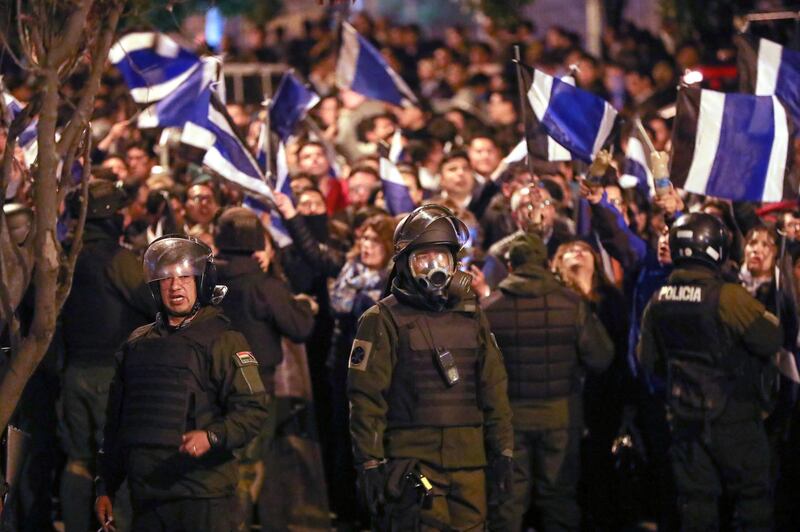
[[143, 236, 211, 283], [409, 246, 454, 279]]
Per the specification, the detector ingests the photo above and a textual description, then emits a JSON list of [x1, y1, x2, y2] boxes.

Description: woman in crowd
[[740, 225, 800, 530], [327, 214, 396, 527], [552, 239, 632, 529]]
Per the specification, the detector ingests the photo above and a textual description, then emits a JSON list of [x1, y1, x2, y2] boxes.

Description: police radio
[[434, 347, 460, 387]]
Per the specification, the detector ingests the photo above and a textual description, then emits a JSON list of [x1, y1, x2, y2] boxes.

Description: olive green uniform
[[348, 293, 513, 531], [98, 305, 270, 531], [638, 266, 782, 531]]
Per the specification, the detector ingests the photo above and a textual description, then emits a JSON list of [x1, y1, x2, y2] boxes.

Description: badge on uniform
[[234, 351, 258, 367], [348, 339, 373, 371], [231, 351, 264, 394]]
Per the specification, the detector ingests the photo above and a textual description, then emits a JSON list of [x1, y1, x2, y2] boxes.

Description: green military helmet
[[215, 207, 265, 253]]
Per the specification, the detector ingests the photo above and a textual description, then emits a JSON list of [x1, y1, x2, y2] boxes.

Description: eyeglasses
[[188, 195, 215, 204], [609, 198, 624, 207]]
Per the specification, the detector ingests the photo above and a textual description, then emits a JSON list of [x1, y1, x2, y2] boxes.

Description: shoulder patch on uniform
[[233, 351, 258, 367], [348, 339, 373, 371]]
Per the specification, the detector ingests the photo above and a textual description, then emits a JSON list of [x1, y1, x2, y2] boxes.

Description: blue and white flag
[[336, 22, 417, 107], [109, 32, 201, 104], [137, 63, 273, 202], [671, 87, 795, 202], [620, 123, 654, 195], [737, 35, 800, 129], [270, 71, 319, 142], [526, 67, 617, 163], [379, 158, 415, 215], [243, 142, 294, 248], [2, 87, 39, 167]]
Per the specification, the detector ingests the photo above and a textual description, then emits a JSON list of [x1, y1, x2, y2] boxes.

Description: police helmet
[[393, 204, 470, 299], [143, 235, 218, 307], [669, 212, 729, 268], [3, 203, 33, 246], [215, 207, 265, 253], [70, 180, 128, 220], [393, 204, 469, 258]]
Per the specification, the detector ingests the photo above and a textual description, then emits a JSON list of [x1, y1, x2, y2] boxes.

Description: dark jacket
[[483, 265, 614, 429], [216, 253, 315, 389], [61, 221, 155, 367], [639, 265, 783, 424]]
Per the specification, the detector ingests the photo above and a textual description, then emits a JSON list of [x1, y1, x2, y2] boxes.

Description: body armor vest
[[648, 276, 737, 420], [119, 316, 230, 447], [486, 289, 582, 401], [378, 295, 483, 428]]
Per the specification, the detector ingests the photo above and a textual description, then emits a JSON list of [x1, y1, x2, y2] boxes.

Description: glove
[[357, 463, 386, 516], [490, 455, 514, 496]]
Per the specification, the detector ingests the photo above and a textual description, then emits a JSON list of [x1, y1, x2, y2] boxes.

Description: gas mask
[[408, 246, 455, 299]]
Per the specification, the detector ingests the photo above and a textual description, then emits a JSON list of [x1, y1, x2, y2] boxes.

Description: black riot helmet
[[143, 234, 224, 310], [669, 212, 730, 268], [215, 207, 266, 253], [392, 204, 470, 303], [393, 204, 470, 257]]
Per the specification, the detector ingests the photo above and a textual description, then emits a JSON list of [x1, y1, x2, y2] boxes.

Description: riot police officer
[[348, 204, 514, 531], [638, 213, 782, 531], [94, 235, 269, 531]]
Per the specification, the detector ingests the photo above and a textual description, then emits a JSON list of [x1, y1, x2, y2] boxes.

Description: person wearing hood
[[347, 204, 514, 531], [482, 233, 614, 532]]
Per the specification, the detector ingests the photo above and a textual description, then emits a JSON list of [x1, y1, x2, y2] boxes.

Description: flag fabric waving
[[109, 32, 201, 104], [517, 64, 573, 163], [736, 35, 800, 129], [671, 87, 795, 202], [336, 22, 417, 107], [136, 60, 273, 202], [379, 158, 416, 215], [270, 71, 320, 142], [525, 66, 617, 163]]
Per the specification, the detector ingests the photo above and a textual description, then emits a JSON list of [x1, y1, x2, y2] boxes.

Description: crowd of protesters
[[2, 6, 800, 531]]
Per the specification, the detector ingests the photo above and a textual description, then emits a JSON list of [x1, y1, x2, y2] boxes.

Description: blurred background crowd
[[2, 0, 800, 530]]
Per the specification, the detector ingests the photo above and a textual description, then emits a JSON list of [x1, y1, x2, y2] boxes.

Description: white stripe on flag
[[547, 137, 572, 161], [685, 90, 725, 194], [203, 149, 275, 201], [756, 38, 782, 96], [764, 96, 788, 202], [528, 70, 553, 120], [180, 121, 216, 150], [129, 63, 200, 103], [108, 32, 157, 63], [335, 24, 359, 90], [592, 103, 617, 157]]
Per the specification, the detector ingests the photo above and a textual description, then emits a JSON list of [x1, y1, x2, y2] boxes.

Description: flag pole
[[512, 45, 535, 177], [634, 117, 658, 155], [261, 96, 274, 185]]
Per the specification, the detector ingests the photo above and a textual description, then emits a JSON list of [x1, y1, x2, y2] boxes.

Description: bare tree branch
[[58, 2, 123, 156], [0, 26, 24, 69], [48, 0, 94, 68], [55, 127, 91, 310], [15, 0, 40, 69]]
